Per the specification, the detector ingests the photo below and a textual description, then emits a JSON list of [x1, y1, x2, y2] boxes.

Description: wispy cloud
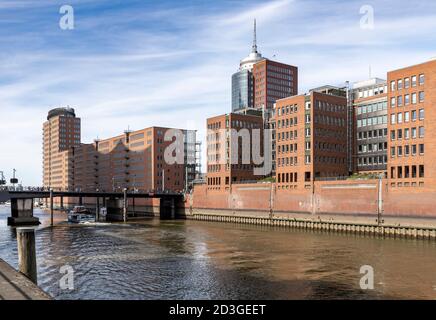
[[0, 0, 435, 184]]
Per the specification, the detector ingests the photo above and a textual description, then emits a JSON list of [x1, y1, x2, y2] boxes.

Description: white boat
[[67, 206, 95, 223]]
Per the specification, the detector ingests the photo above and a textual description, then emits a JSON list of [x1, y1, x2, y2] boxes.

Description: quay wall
[[182, 181, 436, 233]]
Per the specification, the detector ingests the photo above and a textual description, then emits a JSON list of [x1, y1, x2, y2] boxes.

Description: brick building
[[42, 107, 81, 190], [274, 89, 348, 189], [206, 113, 264, 190], [387, 59, 436, 189], [253, 59, 298, 111], [43, 108, 197, 192]]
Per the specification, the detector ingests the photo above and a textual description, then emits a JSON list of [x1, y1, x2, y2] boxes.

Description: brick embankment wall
[[182, 181, 436, 239]]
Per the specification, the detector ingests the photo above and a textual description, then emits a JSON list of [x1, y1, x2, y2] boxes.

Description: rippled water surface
[[1, 206, 436, 299]]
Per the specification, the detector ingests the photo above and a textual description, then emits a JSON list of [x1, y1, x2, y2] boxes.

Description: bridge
[[0, 188, 184, 226]]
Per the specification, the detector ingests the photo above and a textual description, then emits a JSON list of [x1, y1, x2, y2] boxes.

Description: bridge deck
[[0, 259, 51, 300], [0, 190, 184, 201]]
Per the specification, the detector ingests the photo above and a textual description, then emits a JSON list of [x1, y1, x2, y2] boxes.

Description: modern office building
[[352, 78, 388, 175], [42, 107, 81, 190], [43, 108, 199, 192], [206, 113, 264, 190], [274, 89, 348, 189], [231, 20, 298, 114], [387, 59, 436, 188], [253, 59, 298, 111]]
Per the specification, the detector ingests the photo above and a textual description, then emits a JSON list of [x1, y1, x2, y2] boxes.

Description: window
[[412, 110, 417, 121], [419, 126, 424, 138], [419, 74, 425, 85], [405, 145, 410, 157], [390, 130, 396, 140], [305, 128, 311, 137], [397, 129, 403, 139], [405, 78, 410, 89], [412, 93, 417, 104], [419, 165, 424, 178], [405, 94, 410, 105], [398, 146, 403, 157], [398, 79, 403, 90], [404, 111, 410, 122], [397, 112, 403, 124], [390, 114, 396, 124], [419, 91, 424, 102], [390, 81, 396, 91], [412, 145, 417, 156], [419, 144, 424, 155], [305, 155, 311, 164], [419, 109, 424, 120], [391, 147, 395, 157], [398, 166, 403, 178], [412, 75, 417, 87], [390, 97, 396, 107], [404, 128, 410, 139], [305, 141, 311, 150], [412, 127, 417, 139], [397, 96, 403, 106], [412, 166, 417, 178]]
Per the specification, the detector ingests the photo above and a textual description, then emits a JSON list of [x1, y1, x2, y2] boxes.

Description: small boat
[[67, 206, 95, 223]]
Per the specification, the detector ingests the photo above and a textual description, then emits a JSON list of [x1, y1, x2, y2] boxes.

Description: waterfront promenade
[[0, 258, 51, 300]]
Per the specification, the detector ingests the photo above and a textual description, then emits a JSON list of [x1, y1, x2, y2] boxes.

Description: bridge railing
[[0, 185, 184, 195]]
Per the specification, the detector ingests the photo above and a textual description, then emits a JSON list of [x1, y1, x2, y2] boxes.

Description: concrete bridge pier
[[7, 198, 40, 226], [160, 197, 176, 219]]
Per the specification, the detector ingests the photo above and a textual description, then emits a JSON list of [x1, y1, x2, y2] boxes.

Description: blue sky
[[1, 0, 436, 185]]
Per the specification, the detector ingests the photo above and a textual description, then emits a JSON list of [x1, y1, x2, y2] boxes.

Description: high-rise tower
[[231, 20, 298, 113], [43, 107, 81, 189]]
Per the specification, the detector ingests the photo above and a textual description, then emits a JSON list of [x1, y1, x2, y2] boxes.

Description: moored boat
[[67, 206, 95, 223]]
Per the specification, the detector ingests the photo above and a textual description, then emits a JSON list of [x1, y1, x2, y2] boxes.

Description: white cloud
[[0, 0, 435, 185]]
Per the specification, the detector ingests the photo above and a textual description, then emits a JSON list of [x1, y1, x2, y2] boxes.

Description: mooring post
[[96, 197, 100, 222], [17, 227, 37, 284], [50, 188, 54, 227], [377, 174, 383, 226], [123, 188, 128, 223]]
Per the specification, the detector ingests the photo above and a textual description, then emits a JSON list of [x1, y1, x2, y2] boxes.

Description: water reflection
[[0, 206, 436, 299]]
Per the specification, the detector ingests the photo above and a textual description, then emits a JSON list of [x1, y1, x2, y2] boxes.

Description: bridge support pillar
[[160, 197, 176, 219], [7, 199, 40, 226]]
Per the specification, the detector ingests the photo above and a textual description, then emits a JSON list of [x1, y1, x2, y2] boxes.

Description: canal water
[[1, 206, 436, 299]]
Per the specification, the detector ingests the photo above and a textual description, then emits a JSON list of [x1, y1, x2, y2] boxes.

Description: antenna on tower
[[252, 18, 257, 53]]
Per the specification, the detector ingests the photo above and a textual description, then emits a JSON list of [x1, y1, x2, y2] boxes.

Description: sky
[[0, 0, 436, 185]]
